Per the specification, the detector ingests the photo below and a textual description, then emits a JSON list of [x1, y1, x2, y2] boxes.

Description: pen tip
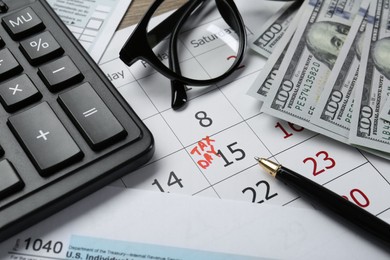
[[255, 157, 279, 177]]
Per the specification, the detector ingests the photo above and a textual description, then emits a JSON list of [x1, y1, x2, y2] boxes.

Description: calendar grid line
[[322, 162, 369, 186], [135, 79, 161, 116], [179, 15, 228, 34], [158, 109, 219, 194], [361, 152, 390, 186], [207, 163, 259, 188], [377, 207, 390, 217], [217, 79, 275, 157], [282, 197, 302, 207], [192, 185, 218, 197]]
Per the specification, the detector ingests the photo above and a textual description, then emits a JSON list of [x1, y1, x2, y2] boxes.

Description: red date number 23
[[303, 151, 336, 176]]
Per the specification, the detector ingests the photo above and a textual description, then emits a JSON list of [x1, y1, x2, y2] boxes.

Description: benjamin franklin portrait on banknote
[[305, 21, 350, 69], [372, 37, 390, 80]]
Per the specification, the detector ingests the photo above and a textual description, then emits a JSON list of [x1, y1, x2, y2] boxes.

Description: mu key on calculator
[[0, 0, 154, 241]]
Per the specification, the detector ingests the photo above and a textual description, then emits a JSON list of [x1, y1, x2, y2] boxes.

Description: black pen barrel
[[276, 166, 390, 246]]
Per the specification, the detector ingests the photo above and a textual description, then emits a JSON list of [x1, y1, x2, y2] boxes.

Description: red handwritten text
[[190, 136, 220, 169]]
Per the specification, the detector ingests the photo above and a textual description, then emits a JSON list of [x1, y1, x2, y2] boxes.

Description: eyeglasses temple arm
[[120, 0, 205, 66], [146, 0, 205, 48], [168, 0, 206, 110]]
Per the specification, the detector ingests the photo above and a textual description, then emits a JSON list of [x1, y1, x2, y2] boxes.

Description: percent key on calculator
[[20, 31, 64, 65]]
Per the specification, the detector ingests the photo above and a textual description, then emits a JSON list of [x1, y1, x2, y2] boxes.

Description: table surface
[[119, 0, 187, 29]]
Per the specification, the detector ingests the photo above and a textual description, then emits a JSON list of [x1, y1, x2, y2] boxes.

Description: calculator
[[0, 0, 154, 241]]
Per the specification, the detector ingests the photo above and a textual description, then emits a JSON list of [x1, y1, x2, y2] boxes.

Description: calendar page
[[99, 0, 390, 222]]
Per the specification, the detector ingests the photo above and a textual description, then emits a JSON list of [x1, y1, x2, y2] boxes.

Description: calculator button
[[20, 31, 64, 65], [0, 36, 4, 48], [58, 83, 127, 150], [0, 1, 8, 14], [38, 56, 84, 92], [0, 48, 23, 81], [0, 74, 42, 112], [0, 159, 24, 199], [2, 7, 45, 40], [8, 102, 84, 176]]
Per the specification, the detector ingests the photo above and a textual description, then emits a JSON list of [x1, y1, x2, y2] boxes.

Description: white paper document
[[47, 0, 132, 62], [1, 186, 389, 259]]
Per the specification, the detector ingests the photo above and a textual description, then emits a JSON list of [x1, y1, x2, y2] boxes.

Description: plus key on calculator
[[0, 0, 154, 242]]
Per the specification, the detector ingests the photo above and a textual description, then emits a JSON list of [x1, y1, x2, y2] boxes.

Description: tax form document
[[0, 186, 389, 259], [47, 0, 132, 62]]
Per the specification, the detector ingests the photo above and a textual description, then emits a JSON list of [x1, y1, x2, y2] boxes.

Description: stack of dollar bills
[[248, 0, 390, 157]]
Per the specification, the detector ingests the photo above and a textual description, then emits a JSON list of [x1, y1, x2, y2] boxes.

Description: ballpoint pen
[[255, 157, 390, 247]]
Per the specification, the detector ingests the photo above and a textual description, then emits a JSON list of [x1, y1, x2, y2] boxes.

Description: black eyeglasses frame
[[119, 0, 247, 88]]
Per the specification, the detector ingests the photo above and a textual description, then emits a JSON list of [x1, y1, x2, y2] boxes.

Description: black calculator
[[0, 0, 154, 241]]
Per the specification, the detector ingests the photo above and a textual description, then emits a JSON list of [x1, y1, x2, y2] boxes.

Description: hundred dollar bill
[[310, 0, 370, 139], [379, 97, 390, 122], [350, 0, 390, 153], [250, 0, 302, 58], [262, 0, 362, 135], [247, 2, 305, 101]]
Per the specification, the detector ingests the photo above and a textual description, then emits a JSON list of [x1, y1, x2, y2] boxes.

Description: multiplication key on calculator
[[0, 0, 154, 242]]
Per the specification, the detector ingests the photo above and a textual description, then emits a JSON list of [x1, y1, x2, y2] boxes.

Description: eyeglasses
[[119, 0, 247, 110]]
